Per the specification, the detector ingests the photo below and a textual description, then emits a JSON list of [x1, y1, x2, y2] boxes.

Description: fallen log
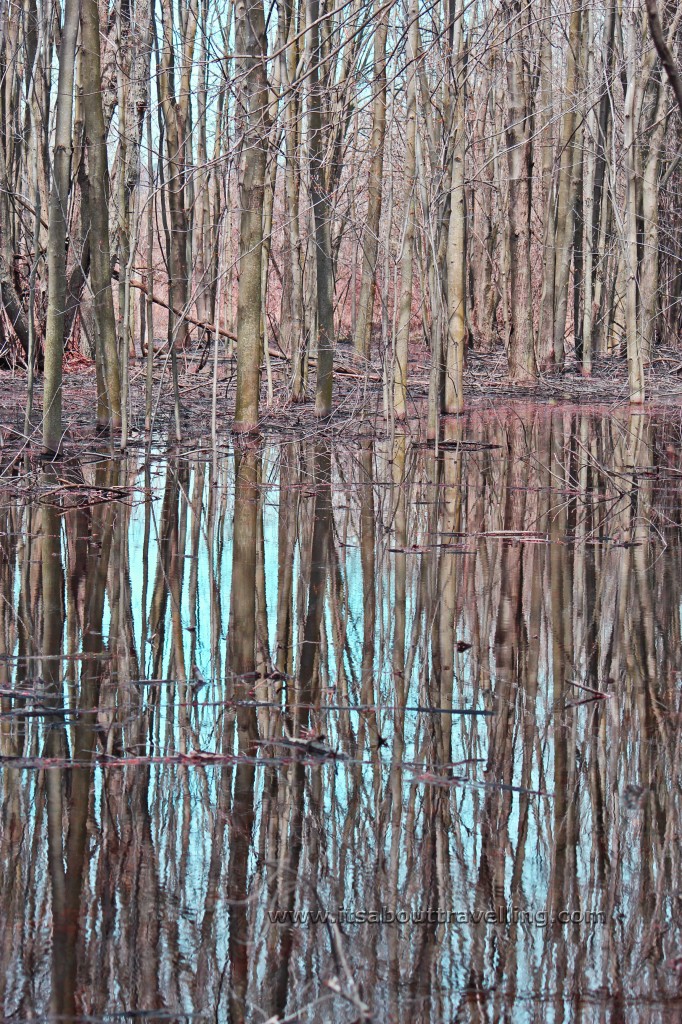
[[128, 277, 382, 380], [128, 277, 238, 343]]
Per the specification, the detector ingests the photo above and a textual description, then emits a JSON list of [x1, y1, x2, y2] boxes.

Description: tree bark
[[623, 2, 645, 403], [537, 0, 556, 369], [581, 4, 596, 375], [552, 0, 583, 367], [157, 0, 197, 352], [81, 0, 121, 429], [444, 99, 466, 414], [394, 0, 418, 419], [308, 0, 335, 418], [43, 0, 80, 452], [504, 0, 536, 382], [353, 2, 388, 360], [233, 0, 269, 432]]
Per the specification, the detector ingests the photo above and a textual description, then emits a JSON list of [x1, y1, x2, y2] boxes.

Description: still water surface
[[2, 406, 682, 1023]]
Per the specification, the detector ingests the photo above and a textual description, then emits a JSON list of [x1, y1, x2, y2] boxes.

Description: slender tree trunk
[[81, 0, 121, 429], [441, 0, 467, 418], [444, 101, 466, 414], [581, 5, 596, 375], [640, 81, 667, 361], [394, 0, 418, 419], [353, 2, 388, 360], [42, 0, 79, 453], [145, 97, 154, 431], [552, 0, 583, 367], [233, 0, 268, 431], [572, 101, 585, 362], [623, 3, 644, 403], [308, 0, 334, 418], [590, 3, 616, 359], [193, 0, 211, 333], [157, 0, 197, 353], [640, 5, 682, 357], [471, 85, 496, 348], [504, 0, 536, 382], [283, 2, 306, 398], [537, 0, 556, 369]]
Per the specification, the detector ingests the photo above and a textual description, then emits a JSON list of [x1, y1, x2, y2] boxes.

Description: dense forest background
[[0, 0, 681, 449]]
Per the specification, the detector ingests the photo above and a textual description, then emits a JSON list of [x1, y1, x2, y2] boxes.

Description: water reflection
[[2, 407, 682, 1022]]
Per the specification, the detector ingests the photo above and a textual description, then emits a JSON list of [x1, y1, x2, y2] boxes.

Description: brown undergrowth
[[3, 344, 682, 460]]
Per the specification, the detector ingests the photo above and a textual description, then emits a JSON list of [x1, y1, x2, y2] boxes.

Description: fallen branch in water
[[565, 679, 612, 707], [412, 770, 552, 798]]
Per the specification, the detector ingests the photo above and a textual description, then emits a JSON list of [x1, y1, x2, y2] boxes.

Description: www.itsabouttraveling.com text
[[267, 907, 606, 927]]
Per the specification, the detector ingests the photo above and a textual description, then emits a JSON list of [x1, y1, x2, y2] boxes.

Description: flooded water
[[2, 405, 682, 1023]]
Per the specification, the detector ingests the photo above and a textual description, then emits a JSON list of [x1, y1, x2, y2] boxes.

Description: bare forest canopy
[[1, 0, 682, 451]]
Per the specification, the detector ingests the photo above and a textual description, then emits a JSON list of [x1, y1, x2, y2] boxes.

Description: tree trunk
[[353, 2, 388, 360], [41, 0, 78, 450], [444, 101, 466, 414], [157, 0, 197, 352], [308, 0, 335, 418], [623, 3, 644, 403], [233, 0, 268, 432], [581, 4, 596, 375], [552, 0, 583, 367], [394, 0, 418, 419], [537, 0, 556, 369], [504, 0, 536, 382], [640, 79, 667, 360], [81, 0, 121, 429]]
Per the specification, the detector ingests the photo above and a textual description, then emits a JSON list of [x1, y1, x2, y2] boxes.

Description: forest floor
[[2, 343, 682, 456]]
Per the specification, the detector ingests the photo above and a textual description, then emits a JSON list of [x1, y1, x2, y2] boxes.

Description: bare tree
[[233, 0, 269, 431], [43, 0, 80, 453]]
